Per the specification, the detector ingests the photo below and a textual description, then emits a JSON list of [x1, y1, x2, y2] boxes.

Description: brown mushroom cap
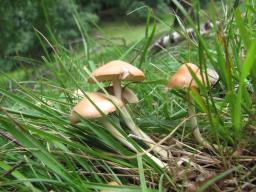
[[70, 92, 123, 124], [98, 86, 139, 104], [88, 60, 145, 83], [167, 63, 203, 89], [122, 87, 139, 104]]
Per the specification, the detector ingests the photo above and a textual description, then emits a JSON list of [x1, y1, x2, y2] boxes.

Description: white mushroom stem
[[113, 80, 122, 100], [187, 90, 214, 150], [120, 107, 170, 158], [101, 119, 135, 150], [112, 79, 170, 158], [101, 119, 167, 168]]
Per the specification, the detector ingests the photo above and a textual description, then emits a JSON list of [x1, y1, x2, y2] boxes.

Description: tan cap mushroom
[[167, 63, 202, 89], [98, 86, 139, 104], [86, 61, 170, 163], [70, 92, 123, 124], [69, 93, 167, 168], [88, 60, 145, 83], [167, 63, 219, 89], [166, 63, 214, 150]]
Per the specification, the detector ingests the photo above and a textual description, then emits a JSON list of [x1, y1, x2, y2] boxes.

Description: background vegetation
[[0, 0, 256, 191], [0, 0, 174, 71]]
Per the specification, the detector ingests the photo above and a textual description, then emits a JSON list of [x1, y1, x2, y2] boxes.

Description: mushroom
[[167, 63, 214, 150], [88, 60, 169, 158], [88, 60, 145, 99], [70, 92, 166, 168], [70, 92, 123, 123], [97, 85, 139, 104]]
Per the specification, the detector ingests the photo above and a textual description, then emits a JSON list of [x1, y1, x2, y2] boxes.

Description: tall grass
[[0, 0, 256, 191]]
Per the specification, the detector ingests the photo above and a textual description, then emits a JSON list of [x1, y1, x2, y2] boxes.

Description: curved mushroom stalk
[[98, 86, 170, 158], [120, 107, 169, 158], [187, 92, 214, 150], [100, 119, 136, 151], [167, 63, 215, 151], [101, 119, 167, 168], [88, 60, 170, 158], [69, 92, 167, 168]]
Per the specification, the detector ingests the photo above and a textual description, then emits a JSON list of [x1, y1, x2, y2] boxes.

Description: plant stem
[[112, 80, 170, 158], [113, 80, 122, 99], [101, 119, 136, 150], [120, 107, 170, 158], [187, 92, 214, 150], [101, 119, 167, 168]]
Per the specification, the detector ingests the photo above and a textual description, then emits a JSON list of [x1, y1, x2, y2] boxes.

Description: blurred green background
[[0, 0, 178, 71], [0, 0, 212, 70]]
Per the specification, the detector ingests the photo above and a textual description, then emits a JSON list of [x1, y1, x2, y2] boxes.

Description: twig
[[0, 130, 21, 146]]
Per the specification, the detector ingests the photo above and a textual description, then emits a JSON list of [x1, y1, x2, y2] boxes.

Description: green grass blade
[[232, 40, 256, 133], [137, 156, 147, 192], [0, 161, 40, 192]]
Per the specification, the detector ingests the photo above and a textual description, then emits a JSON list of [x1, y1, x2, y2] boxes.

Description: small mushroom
[[70, 92, 132, 149], [88, 60, 145, 99], [98, 85, 139, 104], [70, 92, 123, 123], [167, 63, 214, 150], [70, 92, 166, 168], [167, 63, 219, 88], [167, 63, 203, 88], [88, 60, 169, 158]]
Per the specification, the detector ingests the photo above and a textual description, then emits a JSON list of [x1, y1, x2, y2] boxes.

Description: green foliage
[[0, 0, 98, 71], [0, 0, 189, 72], [0, 1, 37, 71], [0, 1, 256, 191]]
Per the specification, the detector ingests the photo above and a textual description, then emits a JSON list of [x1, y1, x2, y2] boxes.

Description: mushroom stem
[[187, 91, 214, 150], [120, 107, 170, 158], [112, 80, 170, 158], [101, 119, 136, 150], [113, 80, 122, 100], [101, 119, 167, 168]]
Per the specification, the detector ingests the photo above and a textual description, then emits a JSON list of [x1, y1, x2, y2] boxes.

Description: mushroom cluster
[[69, 60, 219, 169], [70, 60, 167, 168]]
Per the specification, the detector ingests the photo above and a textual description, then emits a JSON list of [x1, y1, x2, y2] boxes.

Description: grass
[[0, 1, 256, 191], [0, 68, 32, 86], [96, 16, 172, 44], [0, 16, 171, 86]]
